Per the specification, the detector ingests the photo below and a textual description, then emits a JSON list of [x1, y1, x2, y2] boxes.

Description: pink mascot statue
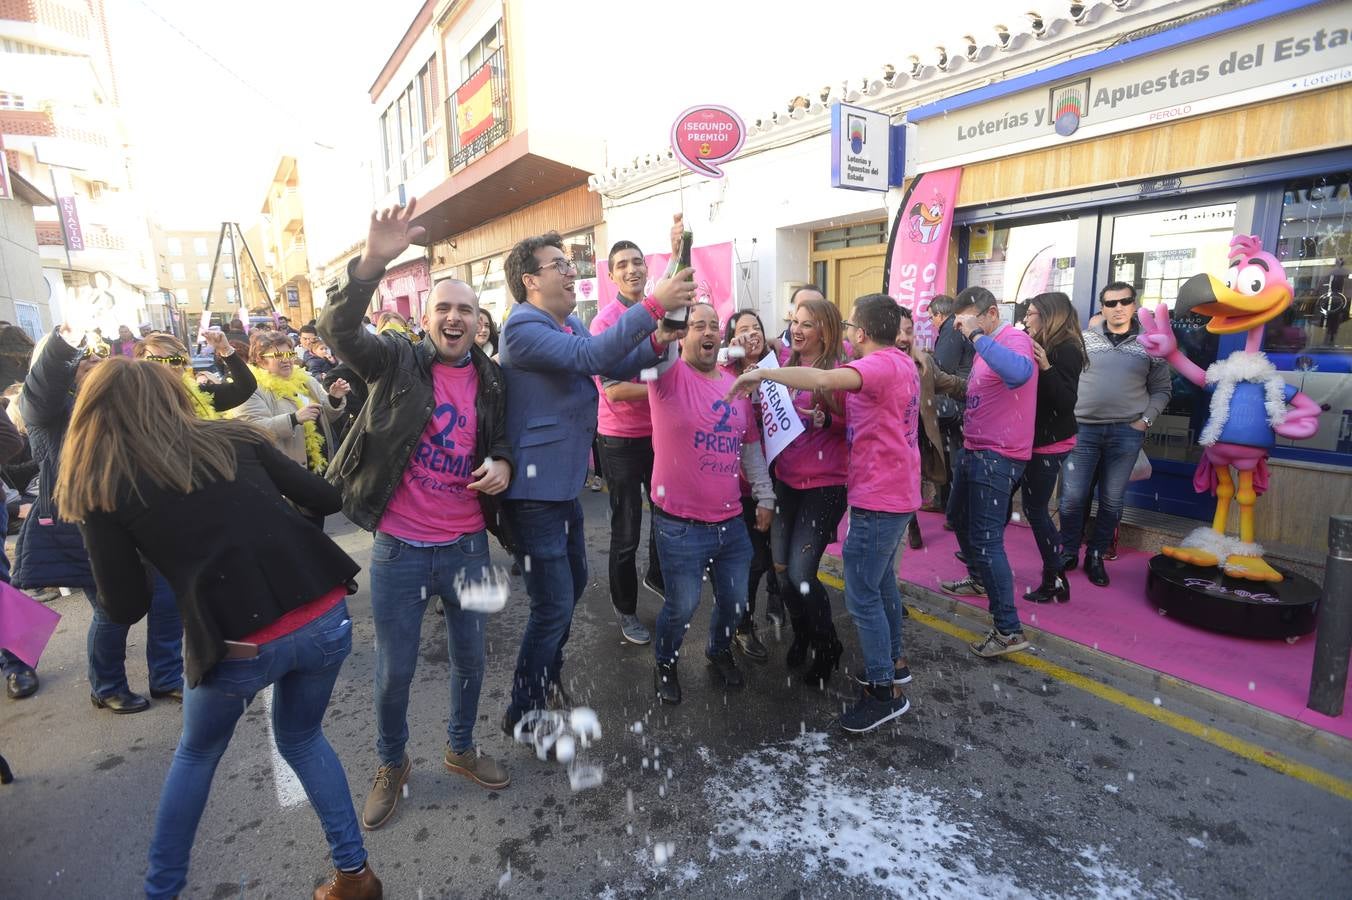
[[1137, 235, 1321, 583]]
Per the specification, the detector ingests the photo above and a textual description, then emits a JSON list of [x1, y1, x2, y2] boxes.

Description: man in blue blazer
[[498, 230, 693, 732]]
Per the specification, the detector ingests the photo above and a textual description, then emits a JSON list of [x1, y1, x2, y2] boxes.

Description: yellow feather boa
[[249, 365, 328, 473], [181, 371, 222, 420]]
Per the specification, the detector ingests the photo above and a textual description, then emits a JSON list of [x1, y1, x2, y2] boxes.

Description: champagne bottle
[[662, 229, 694, 330]]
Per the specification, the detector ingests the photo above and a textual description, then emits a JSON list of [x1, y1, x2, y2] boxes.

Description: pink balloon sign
[[670, 105, 746, 178]]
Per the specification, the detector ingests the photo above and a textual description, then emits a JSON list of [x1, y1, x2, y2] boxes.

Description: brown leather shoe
[[312, 864, 381, 897], [360, 756, 410, 830], [313, 864, 382, 900], [444, 746, 510, 790]]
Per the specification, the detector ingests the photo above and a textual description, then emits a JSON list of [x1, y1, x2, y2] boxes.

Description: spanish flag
[[457, 66, 494, 144]]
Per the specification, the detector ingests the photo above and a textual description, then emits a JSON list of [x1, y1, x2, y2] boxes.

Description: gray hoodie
[[1074, 321, 1172, 425]]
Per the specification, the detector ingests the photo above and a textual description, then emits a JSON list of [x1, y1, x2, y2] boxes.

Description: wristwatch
[[1140, 415, 1153, 428]]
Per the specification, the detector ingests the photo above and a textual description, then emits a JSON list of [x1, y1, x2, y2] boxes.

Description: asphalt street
[[2, 489, 1350, 899]]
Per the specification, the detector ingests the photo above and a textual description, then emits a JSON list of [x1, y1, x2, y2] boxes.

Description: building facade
[[238, 157, 317, 325], [367, 0, 602, 325], [0, 165, 53, 338], [0, 0, 156, 336], [148, 223, 245, 332], [591, 0, 1351, 559]]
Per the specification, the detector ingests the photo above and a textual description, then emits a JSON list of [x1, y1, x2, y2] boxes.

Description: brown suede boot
[[313, 864, 382, 900]]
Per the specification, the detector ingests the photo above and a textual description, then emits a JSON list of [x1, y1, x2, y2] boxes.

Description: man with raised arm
[[319, 199, 516, 832], [498, 227, 694, 735], [590, 217, 686, 645]]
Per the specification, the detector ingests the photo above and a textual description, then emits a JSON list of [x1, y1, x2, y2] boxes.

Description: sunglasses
[[145, 354, 188, 366], [81, 343, 111, 359], [261, 351, 298, 361], [1100, 298, 1136, 309]]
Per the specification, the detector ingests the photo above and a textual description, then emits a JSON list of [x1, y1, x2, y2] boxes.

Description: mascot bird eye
[[1236, 264, 1266, 295]]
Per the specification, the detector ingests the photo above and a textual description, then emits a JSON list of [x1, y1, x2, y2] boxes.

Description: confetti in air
[[452, 567, 510, 614], [512, 707, 605, 791]]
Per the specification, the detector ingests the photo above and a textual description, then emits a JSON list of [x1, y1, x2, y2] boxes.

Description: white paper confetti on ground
[[694, 733, 1183, 899]]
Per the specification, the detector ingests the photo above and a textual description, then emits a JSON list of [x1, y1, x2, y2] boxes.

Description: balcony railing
[[446, 47, 510, 173]]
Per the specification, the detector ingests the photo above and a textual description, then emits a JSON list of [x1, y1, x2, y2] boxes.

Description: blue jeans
[[1021, 451, 1070, 570], [369, 530, 490, 762], [652, 512, 751, 666], [504, 499, 587, 721], [144, 601, 364, 899], [842, 508, 913, 685], [88, 571, 184, 698], [1057, 422, 1146, 557], [770, 482, 847, 634], [947, 448, 1027, 635]]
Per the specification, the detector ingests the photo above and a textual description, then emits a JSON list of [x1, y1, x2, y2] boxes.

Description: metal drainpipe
[[1307, 515, 1352, 717]]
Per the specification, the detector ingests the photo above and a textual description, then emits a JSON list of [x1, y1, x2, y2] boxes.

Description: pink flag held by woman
[[0, 580, 61, 667]]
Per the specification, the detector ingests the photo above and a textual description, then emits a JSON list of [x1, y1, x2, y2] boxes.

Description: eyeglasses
[[81, 343, 110, 359], [1100, 298, 1136, 309], [532, 258, 578, 276], [261, 351, 298, 361], [145, 354, 188, 366]]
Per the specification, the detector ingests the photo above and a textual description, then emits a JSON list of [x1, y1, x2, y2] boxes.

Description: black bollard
[[1308, 515, 1352, 717]]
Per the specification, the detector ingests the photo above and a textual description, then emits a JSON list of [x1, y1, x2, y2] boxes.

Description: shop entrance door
[[1099, 200, 1244, 519], [834, 255, 885, 321], [810, 221, 887, 318]]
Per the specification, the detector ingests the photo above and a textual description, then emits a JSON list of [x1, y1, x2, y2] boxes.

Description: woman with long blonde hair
[[233, 331, 349, 476], [772, 296, 851, 685], [134, 330, 255, 418], [1020, 291, 1087, 604], [56, 357, 379, 900]]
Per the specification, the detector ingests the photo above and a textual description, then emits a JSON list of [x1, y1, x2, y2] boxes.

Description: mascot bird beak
[[1175, 272, 1291, 335]]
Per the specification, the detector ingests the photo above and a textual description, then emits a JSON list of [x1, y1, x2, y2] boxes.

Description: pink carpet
[[830, 510, 1351, 741]]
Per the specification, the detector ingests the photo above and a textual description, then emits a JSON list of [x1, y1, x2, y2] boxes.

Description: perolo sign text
[[670, 105, 746, 178]]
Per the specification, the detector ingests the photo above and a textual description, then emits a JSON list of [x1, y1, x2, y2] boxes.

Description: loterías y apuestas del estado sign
[[911, 3, 1351, 170]]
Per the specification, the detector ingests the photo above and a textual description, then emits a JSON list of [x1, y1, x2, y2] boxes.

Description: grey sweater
[[1074, 322, 1172, 424]]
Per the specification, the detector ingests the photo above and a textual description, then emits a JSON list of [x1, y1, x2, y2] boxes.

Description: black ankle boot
[[786, 617, 812, 668], [1023, 568, 1070, 603], [1085, 551, 1110, 587], [802, 633, 844, 687]]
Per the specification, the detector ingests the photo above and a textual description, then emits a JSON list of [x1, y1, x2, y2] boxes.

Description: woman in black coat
[[13, 329, 183, 712], [57, 357, 380, 900], [1020, 292, 1088, 603]]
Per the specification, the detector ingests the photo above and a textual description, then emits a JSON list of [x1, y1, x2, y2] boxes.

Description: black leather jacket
[[319, 262, 515, 547]]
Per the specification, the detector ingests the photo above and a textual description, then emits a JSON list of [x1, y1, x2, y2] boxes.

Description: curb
[[818, 553, 1352, 769]]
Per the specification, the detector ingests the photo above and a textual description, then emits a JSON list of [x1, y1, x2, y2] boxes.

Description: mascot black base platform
[[1145, 555, 1320, 639]]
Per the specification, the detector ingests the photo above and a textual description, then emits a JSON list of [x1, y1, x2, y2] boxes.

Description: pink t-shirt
[[649, 359, 759, 523], [378, 362, 486, 543], [590, 297, 652, 438], [964, 326, 1039, 461], [843, 347, 921, 514], [770, 346, 848, 489]]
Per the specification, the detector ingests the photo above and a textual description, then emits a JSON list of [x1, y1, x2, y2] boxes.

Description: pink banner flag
[[597, 241, 736, 326], [884, 167, 963, 351], [0, 581, 61, 668]]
